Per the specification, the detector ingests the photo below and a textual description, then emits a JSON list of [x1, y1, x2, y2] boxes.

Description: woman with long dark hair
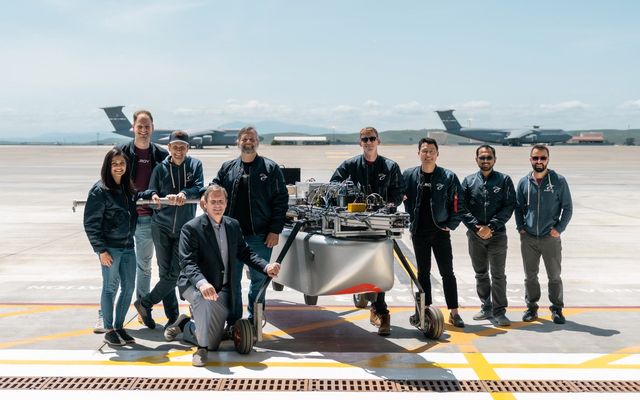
[[84, 148, 138, 346]]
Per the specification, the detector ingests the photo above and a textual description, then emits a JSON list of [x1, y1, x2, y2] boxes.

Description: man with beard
[[210, 126, 288, 332], [461, 145, 515, 327], [515, 144, 572, 324]]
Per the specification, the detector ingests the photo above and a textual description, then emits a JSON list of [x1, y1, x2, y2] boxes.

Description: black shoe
[[164, 314, 190, 342], [116, 329, 136, 344], [493, 314, 511, 327], [134, 299, 156, 329], [522, 308, 538, 322], [551, 309, 566, 324], [104, 330, 125, 346], [448, 313, 465, 328], [472, 309, 492, 321]]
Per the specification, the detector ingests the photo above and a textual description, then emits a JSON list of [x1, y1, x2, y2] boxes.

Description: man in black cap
[[135, 130, 204, 329]]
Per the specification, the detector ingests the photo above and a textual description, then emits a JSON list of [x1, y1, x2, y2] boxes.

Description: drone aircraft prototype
[[101, 106, 238, 148], [435, 110, 571, 146]]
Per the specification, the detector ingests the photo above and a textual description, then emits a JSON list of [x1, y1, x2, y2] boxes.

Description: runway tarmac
[[0, 144, 639, 398]]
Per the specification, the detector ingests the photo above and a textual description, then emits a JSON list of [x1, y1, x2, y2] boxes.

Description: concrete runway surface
[[0, 144, 639, 398]]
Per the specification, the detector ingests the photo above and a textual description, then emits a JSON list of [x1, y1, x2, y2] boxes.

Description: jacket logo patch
[[544, 183, 554, 192], [260, 173, 268, 181], [436, 183, 444, 191], [378, 173, 386, 181], [186, 172, 194, 182], [493, 186, 502, 193]]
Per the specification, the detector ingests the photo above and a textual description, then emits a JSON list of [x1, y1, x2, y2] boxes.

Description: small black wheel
[[233, 319, 255, 354], [303, 294, 318, 306], [423, 306, 444, 339], [272, 281, 284, 291], [353, 294, 368, 308]]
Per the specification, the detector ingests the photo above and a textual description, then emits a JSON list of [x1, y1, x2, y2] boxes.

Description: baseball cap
[[169, 130, 189, 145]]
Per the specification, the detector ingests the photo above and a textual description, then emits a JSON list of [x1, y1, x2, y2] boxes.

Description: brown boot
[[369, 308, 381, 327], [378, 314, 391, 336]]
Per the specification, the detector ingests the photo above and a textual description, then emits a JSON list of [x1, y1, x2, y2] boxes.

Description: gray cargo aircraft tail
[[435, 109, 571, 146], [101, 106, 238, 148]]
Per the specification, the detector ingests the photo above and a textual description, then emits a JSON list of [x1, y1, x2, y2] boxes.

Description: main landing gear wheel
[[303, 294, 318, 305], [272, 281, 284, 291], [423, 306, 444, 339], [233, 319, 255, 354]]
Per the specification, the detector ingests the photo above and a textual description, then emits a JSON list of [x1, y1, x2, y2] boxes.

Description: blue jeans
[[134, 216, 154, 300], [227, 234, 273, 325], [100, 247, 136, 330]]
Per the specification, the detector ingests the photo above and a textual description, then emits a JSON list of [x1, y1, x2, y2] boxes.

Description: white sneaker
[[93, 312, 106, 334]]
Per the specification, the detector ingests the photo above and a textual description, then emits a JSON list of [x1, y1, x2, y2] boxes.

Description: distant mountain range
[[218, 120, 345, 135], [1, 124, 639, 145]]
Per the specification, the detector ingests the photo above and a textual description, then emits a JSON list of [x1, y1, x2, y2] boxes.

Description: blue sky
[[1, 0, 639, 137]]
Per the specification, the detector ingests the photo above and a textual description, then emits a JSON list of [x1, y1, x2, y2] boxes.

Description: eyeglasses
[[360, 136, 377, 143], [531, 156, 548, 161], [478, 156, 493, 161]]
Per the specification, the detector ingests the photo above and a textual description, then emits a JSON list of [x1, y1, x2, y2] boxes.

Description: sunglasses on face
[[531, 156, 548, 161], [478, 156, 493, 161], [360, 136, 377, 143]]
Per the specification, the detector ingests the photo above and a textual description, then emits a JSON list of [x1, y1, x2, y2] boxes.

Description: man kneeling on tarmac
[[163, 185, 281, 367]]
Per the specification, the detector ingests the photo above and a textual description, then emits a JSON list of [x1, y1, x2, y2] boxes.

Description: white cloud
[[393, 101, 426, 115], [539, 101, 590, 112], [618, 99, 640, 110], [457, 100, 492, 110]]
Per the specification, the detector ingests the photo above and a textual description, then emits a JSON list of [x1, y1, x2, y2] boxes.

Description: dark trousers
[[411, 230, 459, 309], [141, 223, 180, 322], [372, 292, 388, 315], [467, 230, 508, 316], [520, 232, 564, 312]]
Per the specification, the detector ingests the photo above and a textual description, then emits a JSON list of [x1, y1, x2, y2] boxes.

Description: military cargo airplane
[[101, 106, 238, 148], [435, 109, 571, 146]]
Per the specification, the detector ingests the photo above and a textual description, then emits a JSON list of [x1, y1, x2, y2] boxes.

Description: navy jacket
[[515, 169, 573, 237], [83, 181, 138, 253], [177, 215, 268, 307], [115, 141, 168, 181], [461, 170, 516, 232], [330, 154, 404, 205], [402, 165, 464, 234], [211, 155, 288, 235], [146, 156, 204, 235]]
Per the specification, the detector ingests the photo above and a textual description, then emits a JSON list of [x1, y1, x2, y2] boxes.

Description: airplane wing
[[505, 129, 537, 140]]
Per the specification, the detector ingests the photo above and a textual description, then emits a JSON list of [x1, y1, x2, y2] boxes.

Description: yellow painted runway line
[[0, 356, 638, 370], [0, 328, 94, 349], [0, 357, 468, 369], [0, 305, 61, 318]]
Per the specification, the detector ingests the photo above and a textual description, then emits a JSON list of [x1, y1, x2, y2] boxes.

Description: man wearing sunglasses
[[461, 145, 516, 327], [330, 126, 404, 336], [515, 144, 573, 324]]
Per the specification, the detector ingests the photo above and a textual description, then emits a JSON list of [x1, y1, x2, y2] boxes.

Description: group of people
[[83, 110, 573, 367]]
